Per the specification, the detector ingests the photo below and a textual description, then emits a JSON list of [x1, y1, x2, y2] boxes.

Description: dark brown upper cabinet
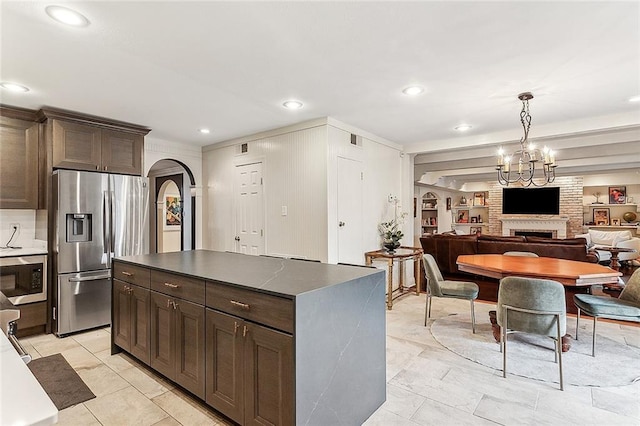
[[38, 108, 150, 176], [0, 106, 40, 209]]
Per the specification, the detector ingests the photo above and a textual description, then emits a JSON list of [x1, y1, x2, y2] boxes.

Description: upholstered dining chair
[[497, 276, 566, 390], [422, 254, 479, 333], [573, 268, 640, 357], [503, 251, 539, 257]]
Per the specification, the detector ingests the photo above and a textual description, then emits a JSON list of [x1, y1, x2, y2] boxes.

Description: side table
[[364, 246, 423, 310], [597, 246, 637, 270]]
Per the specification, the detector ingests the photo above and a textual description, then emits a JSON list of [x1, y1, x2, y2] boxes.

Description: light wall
[[203, 124, 329, 260], [202, 118, 407, 264], [0, 209, 37, 248]]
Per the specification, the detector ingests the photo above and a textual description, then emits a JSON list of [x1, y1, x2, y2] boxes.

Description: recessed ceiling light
[[629, 95, 640, 103], [198, 128, 210, 134], [455, 124, 473, 131], [45, 5, 90, 27], [0, 82, 30, 93], [402, 86, 424, 96], [283, 100, 303, 110]]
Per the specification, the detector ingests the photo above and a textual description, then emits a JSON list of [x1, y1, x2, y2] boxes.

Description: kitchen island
[[111, 250, 386, 426]]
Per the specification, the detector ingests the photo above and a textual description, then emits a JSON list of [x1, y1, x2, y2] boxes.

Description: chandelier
[[496, 92, 557, 187]]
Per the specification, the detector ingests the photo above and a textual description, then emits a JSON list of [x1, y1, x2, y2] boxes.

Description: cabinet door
[[0, 116, 38, 208], [175, 299, 205, 398], [205, 309, 244, 423], [52, 119, 102, 171], [244, 324, 294, 426], [101, 129, 143, 175], [130, 285, 150, 364], [150, 291, 175, 380], [112, 279, 132, 352]]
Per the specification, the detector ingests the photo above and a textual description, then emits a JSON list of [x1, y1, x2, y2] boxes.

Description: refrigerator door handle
[[69, 273, 111, 282], [110, 190, 116, 255], [103, 191, 109, 254]]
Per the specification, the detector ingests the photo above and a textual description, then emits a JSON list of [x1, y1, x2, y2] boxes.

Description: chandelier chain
[[496, 92, 557, 187]]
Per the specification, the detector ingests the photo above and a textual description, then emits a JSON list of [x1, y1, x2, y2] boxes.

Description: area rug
[[431, 304, 640, 387], [27, 353, 96, 410]]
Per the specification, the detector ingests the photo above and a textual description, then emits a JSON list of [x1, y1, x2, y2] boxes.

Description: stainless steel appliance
[[53, 170, 148, 336], [0, 255, 47, 305]]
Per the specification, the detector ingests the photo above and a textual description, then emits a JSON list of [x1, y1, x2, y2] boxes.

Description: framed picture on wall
[[473, 192, 485, 206], [593, 208, 610, 226], [608, 186, 626, 204], [165, 196, 182, 229], [446, 197, 452, 211]]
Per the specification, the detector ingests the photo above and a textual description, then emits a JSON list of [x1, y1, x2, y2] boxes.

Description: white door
[[337, 157, 363, 264], [234, 163, 264, 255]]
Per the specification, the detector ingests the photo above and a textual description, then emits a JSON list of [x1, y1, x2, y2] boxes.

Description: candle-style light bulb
[[504, 156, 511, 173], [497, 147, 504, 166]]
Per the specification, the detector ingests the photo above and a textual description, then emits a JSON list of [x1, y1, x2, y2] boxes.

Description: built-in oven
[[0, 255, 47, 305]]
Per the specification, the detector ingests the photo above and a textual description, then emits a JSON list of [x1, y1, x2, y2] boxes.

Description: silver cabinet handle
[[121, 271, 133, 277], [164, 282, 180, 288], [230, 300, 250, 309]]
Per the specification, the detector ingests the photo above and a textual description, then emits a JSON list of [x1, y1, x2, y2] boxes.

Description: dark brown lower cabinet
[[150, 290, 205, 398], [113, 279, 150, 364], [205, 309, 294, 426]]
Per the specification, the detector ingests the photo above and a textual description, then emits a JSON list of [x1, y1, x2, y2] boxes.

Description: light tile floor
[[19, 295, 640, 426]]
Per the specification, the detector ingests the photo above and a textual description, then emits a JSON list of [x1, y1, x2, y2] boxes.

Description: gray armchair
[[498, 276, 566, 390], [573, 268, 640, 356], [422, 253, 479, 332]]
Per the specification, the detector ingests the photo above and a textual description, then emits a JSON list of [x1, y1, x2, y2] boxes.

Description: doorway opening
[[147, 159, 196, 253]]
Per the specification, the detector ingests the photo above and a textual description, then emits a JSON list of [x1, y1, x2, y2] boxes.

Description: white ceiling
[[1, 1, 639, 156]]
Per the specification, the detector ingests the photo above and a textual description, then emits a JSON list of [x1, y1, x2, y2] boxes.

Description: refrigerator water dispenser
[[66, 214, 92, 242]]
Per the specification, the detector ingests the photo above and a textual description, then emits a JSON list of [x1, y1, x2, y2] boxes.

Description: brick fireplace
[[487, 176, 584, 238]]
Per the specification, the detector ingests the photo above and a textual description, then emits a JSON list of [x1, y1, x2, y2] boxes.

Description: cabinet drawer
[[114, 262, 150, 288], [151, 270, 205, 305], [206, 282, 293, 334]]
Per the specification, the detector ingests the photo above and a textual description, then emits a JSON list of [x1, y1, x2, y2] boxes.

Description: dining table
[[456, 254, 621, 287]]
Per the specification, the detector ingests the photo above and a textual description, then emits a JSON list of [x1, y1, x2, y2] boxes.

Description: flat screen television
[[502, 187, 560, 215]]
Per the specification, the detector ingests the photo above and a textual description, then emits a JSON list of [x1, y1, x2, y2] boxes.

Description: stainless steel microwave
[[0, 255, 47, 305]]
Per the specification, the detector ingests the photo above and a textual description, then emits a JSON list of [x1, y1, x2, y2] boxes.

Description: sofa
[[575, 229, 640, 265], [420, 233, 598, 276], [419, 234, 598, 313]]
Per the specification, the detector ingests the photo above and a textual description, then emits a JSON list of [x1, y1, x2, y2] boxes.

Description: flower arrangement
[[378, 219, 404, 244], [378, 211, 408, 253]]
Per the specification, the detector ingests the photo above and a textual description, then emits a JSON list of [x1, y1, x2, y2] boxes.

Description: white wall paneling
[[203, 117, 407, 271], [204, 124, 328, 261]]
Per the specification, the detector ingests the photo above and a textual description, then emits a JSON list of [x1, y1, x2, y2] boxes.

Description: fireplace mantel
[[500, 217, 569, 239]]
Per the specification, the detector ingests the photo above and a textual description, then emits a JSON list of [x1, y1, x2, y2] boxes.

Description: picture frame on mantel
[[593, 208, 610, 226]]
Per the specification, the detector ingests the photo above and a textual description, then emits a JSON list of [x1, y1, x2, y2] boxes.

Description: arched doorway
[[147, 159, 196, 253]]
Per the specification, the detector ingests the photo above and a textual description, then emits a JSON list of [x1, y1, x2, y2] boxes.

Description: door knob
[[234, 236, 240, 241], [338, 221, 345, 227]]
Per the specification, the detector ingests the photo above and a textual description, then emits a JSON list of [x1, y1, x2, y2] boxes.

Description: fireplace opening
[[515, 231, 553, 238]]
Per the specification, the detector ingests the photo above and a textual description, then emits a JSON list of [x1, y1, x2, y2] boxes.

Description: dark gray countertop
[[114, 250, 382, 298]]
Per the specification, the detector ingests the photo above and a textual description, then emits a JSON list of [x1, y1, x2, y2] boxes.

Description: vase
[[383, 240, 401, 253]]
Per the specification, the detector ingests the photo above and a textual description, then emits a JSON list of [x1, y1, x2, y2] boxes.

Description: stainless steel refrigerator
[[53, 170, 148, 336]]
